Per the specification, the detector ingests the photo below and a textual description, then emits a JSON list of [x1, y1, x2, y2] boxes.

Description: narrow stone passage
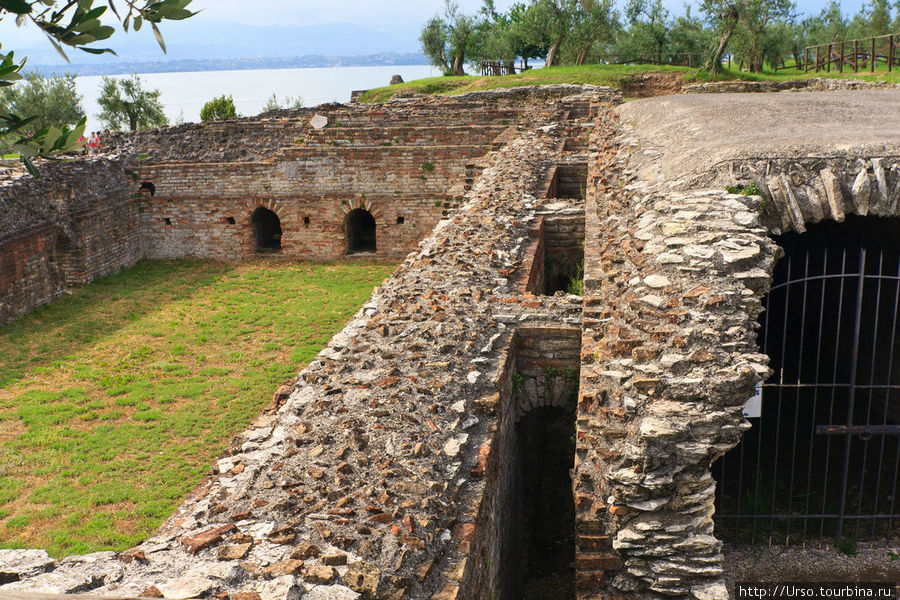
[[520, 406, 576, 600]]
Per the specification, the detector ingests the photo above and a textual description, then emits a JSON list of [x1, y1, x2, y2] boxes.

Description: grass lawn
[[0, 259, 395, 557], [358, 63, 900, 103]]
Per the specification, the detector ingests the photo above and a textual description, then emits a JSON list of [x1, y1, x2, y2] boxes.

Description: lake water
[[75, 64, 438, 134]]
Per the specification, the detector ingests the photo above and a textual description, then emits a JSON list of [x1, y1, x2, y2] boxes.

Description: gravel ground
[[724, 543, 900, 597], [617, 90, 900, 185]]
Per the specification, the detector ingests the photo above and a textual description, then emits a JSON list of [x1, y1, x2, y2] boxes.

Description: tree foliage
[[0, 72, 84, 132], [200, 95, 238, 121], [97, 73, 168, 132], [261, 94, 303, 113], [419, 0, 475, 75], [0, 0, 196, 175], [419, 0, 897, 79]]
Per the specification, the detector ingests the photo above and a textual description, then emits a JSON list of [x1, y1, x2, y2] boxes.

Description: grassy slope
[[0, 259, 395, 557], [359, 63, 900, 103]]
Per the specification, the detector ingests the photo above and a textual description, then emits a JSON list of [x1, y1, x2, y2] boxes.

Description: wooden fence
[[479, 61, 530, 76], [805, 33, 900, 73]]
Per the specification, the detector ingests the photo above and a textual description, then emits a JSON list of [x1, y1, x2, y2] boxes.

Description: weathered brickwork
[[0, 86, 618, 599], [3, 84, 898, 600], [1, 86, 596, 323], [0, 161, 140, 324]]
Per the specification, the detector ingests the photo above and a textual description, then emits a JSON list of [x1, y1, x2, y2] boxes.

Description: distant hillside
[[19, 20, 420, 68], [31, 53, 429, 77]]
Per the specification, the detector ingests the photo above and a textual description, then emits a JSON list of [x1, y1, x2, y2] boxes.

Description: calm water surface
[[75, 64, 437, 133]]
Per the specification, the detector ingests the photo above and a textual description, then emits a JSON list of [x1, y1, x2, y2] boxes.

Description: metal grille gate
[[714, 217, 900, 546]]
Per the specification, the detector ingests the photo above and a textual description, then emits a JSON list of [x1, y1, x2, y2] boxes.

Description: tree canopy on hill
[[421, 0, 900, 76]]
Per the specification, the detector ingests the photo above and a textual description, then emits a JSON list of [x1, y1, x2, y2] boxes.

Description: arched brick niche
[[251, 206, 283, 253], [342, 200, 382, 255]]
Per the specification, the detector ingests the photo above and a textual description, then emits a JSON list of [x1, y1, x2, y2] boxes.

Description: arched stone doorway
[[345, 209, 376, 254], [714, 216, 900, 547], [251, 207, 282, 253]]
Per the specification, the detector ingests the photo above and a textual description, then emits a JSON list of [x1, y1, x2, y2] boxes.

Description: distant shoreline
[[30, 52, 429, 77]]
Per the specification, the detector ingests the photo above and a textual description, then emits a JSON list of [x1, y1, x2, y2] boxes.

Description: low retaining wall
[[683, 77, 900, 94], [0, 160, 140, 324]]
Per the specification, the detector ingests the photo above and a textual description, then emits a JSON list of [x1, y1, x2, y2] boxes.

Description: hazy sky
[[4, 0, 872, 59]]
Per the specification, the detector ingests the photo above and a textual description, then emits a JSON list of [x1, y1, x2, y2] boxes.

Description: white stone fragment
[[639, 417, 677, 437], [644, 275, 671, 288], [466, 371, 481, 384], [638, 294, 666, 309], [305, 585, 361, 600], [257, 575, 303, 600], [0, 549, 56, 579], [683, 244, 715, 259], [443, 433, 468, 457], [692, 582, 730, 600], [158, 575, 215, 599], [310, 114, 328, 130], [625, 497, 671, 511], [852, 168, 871, 215]]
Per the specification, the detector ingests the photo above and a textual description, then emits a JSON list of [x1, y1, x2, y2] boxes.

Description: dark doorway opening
[[252, 207, 282, 253], [518, 405, 576, 600], [714, 216, 900, 547], [346, 209, 376, 254]]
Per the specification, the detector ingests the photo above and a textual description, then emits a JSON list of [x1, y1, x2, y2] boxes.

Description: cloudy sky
[[4, 0, 871, 63]]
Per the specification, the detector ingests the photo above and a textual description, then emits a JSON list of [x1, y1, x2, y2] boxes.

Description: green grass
[[358, 63, 900, 103], [0, 259, 395, 557]]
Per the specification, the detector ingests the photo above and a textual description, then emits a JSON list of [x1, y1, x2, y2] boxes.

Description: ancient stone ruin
[[1, 83, 899, 599]]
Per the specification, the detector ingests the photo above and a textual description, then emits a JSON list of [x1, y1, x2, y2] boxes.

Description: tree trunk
[[438, 50, 450, 74], [748, 33, 761, 72], [576, 42, 592, 66], [545, 38, 563, 67], [704, 21, 736, 75], [451, 54, 466, 76]]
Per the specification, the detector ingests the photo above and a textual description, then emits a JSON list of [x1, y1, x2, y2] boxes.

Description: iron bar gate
[[714, 218, 900, 546]]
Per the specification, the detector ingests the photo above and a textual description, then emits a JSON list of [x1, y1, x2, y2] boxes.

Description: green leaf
[[133, 15, 142, 31], [74, 18, 102, 32], [150, 21, 167, 53], [0, 0, 32, 15], [78, 46, 116, 55], [23, 156, 40, 178], [42, 32, 71, 62]]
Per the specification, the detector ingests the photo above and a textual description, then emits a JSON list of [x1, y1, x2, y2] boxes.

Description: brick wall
[[0, 161, 140, 324]]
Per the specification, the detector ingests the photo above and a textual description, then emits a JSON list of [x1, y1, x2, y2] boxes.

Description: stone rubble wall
[[682, 77, 900, 94], [701, 156, 900, 235], [0, 160, 140, 324], [0, 87, 619, 599], [571, 89, 900, 599], [573, 109, 780, 600]]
